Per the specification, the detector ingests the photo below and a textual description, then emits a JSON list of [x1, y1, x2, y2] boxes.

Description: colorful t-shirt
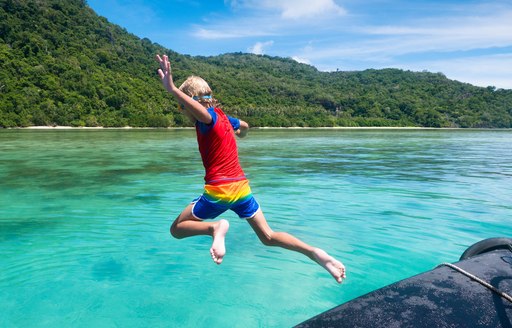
[[195, 107, 245, 185]]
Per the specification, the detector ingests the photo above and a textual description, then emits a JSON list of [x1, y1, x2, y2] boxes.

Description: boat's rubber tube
[[460, 237, 512, 260], [296, 238, 512, 328]]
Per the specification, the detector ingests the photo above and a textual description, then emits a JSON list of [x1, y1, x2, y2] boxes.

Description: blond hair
[[179, 76, 218, 108]]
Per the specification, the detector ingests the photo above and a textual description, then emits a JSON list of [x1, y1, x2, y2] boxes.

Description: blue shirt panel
[[196, 107, 240, 134]]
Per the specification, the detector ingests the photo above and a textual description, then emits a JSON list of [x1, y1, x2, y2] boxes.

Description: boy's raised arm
[[155, 54, 212, 124]]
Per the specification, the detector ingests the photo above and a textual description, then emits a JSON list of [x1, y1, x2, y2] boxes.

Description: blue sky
[[86, 0, 512, 89]]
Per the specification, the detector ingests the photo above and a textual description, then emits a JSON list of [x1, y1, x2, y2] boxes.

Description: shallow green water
[[1, 129, 511, 327]]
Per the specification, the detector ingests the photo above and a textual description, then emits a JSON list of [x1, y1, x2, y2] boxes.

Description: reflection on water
[[1, 128, 511, 327]]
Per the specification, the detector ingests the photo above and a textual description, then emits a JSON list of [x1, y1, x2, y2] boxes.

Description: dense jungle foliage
[[1, 0, 512, 128]]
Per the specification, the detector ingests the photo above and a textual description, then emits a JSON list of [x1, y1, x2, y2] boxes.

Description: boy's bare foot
[[210, 219, 229, 264], [312, 248, 346, 283]]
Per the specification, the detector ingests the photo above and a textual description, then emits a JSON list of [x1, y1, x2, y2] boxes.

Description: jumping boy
[[156, 54, 346, 283]]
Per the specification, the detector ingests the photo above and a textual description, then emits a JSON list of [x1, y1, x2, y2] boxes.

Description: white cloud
[[292, 56, 311, 65], [249, 41, 274, 55], [294, 9, 512, 66], [263, 0, 346, 19], [195, 0, 347, 40], [194, 27, 274, 40], [225, 0, 346, 19], [191, 11, 283, 40], [360, 11, 512, 54], [397, 54, 512, 89]]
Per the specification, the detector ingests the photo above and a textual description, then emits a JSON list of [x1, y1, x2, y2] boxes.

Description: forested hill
[[1, 0, 512, 128]]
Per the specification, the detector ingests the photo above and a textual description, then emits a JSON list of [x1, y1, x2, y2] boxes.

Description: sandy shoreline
[[11, 126, 194, 130], [3, 126, 509, 130], [5, 125, 464, 130]]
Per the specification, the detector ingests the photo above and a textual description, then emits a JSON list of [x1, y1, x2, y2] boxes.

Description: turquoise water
[[1, 128, 511, 327]]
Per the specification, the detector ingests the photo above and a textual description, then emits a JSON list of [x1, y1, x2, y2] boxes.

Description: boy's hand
[[156, 54, 175, 93], [154, 54, 211, 124], [235, 120, 249, 138]]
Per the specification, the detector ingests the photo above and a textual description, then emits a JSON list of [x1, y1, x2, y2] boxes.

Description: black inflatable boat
[[296, 237, 512, 328]]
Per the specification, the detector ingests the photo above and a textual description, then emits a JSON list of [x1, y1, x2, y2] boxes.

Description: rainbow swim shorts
[[192, 179, 260, 220]]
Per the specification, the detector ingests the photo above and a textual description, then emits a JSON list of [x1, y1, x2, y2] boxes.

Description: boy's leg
[[171, 203, 229, 264], [247, 210, 346, 283]]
